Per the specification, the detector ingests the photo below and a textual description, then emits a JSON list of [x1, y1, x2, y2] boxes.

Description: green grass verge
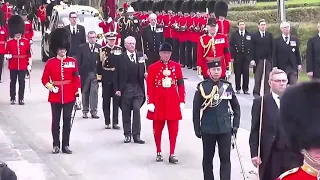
[[256, 0, 319, 6], [248, 68, 310, 82]]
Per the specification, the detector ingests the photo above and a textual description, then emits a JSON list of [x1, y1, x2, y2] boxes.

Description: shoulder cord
[[199, 84, 218, 110], [200, 36, 215, 57]]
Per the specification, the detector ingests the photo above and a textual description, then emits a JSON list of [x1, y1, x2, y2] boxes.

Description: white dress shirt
[[259, 30, 265, 38], [150, 24, 156, 31], [70, 24, 77, 34], [282, 34, 290, 44], [126, 51, 136, 63], [271, 91, 280, 108], [239, 30, 245, 36]]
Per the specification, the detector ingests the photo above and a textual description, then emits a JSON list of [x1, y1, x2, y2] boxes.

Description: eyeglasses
[[271, 79, 288, 83], [70, 16, 77, 19], [88, 36, 96, 39]]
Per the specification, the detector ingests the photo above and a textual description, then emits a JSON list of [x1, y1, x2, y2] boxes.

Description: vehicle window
[[61, 15, 103, 35]]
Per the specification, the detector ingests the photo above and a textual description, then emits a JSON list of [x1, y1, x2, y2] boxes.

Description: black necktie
[[90, 45, 94, 52], [73, 27, 75, 34], [262, 32, 265, 38], [130, 54, 135, 63], [285, 36, 288, 43], [241, 31, 243, 36]]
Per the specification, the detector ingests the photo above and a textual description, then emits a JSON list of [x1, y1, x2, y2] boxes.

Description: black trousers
[[179, 41, 186, 66], [121, 83, 144, 137], [172, 38, 180, 63], [192, 42, 198, 69], [102, 82, 119, 125], [51, 102, 74, 148], [233, 54, 250, 91], [10, 70, 26, 101], [202, 132, 232, 180], [0, 54, 4, 81], [185, 40, 193, 68], [146, 50, 160, 68], [253, 59, 272, 97], [41, 21, 46, 35]]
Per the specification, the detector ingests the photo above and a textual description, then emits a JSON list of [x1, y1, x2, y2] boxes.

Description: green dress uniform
[[192, 60, 241, 180]]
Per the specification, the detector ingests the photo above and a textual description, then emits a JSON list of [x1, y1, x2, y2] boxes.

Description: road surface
[[0, 32, 258, 180]]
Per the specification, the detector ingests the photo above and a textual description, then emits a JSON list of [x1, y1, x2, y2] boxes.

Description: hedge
[[229, 21, 318, 63], [228, 6, 320, 23], [228, 2, 320, 11]]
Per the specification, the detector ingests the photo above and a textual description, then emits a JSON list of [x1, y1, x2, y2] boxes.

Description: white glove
[[4, 54, 12, 59], [180, 103, 185, 111], [147, 103, 155, 112], [30, 40, 33, 44], [107, 17, 112, 23], [27, 65, 31, 71], [250, 60, 256, 66], [226, 70, 231, 76], [75, 97, 82, 110], [52, 86, 59, 93]]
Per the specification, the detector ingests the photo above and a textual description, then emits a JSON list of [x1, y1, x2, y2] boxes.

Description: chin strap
[[302, 149, 320, 165]]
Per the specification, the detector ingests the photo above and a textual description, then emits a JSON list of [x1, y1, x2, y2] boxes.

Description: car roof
[[53, 4, 100, 17]]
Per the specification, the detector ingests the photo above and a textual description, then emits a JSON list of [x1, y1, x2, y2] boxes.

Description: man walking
[[64, 11, 86, 58], [97, 31, 122, 129], [306, 22, 320, 79], [146, 42, 185, 163], [77, 31, 101, 119], [115, 36, 146, 144]]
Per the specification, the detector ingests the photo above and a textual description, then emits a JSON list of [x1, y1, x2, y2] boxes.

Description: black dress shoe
[[62, 146, 73, 154], [105, 124, 111, 129], [18, 100, 24, 105], [124, 136, 131, 143], [133, 136, 145, 144], [236, 90, 241, 94], [156, 152, 163, 162], [243, 91, 250, 95], [112, 124, 120, 129], [169, 155, 178, 164], [10, 100, 15, 105], [52, 146, 60, 154], [91, 114, 99, 119], [82, 113, 88, 119]]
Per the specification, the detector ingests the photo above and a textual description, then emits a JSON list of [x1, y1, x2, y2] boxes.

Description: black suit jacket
[[141, 24, 164, 52], [249, 94, 302, 178], [272, 36, 302, 72], [115, 52, 146, 106], [306, 35, 320, 78], [230, 30, 253, 60], [64, 24, 86, 57], [252, 31, 273, 62], [76, 43, 102, 77]]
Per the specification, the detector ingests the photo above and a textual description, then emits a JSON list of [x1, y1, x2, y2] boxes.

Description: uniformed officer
[[277, 81, 320, 180], [192, 59, 240, 180], [20, 9, 33, 79], [306, 22, 320, 79], [230, 20, 253, 94], [97, 31, 122, 129], [6, 15, 32, 105], [214, 1, 230, 35], [1, 1, 13, 23], [37, 0, 47, 35], [41, 28, 81, 154], [0, 9, 7, 83], [142, 13, 164, 67]]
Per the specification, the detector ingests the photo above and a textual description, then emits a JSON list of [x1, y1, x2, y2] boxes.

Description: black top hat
[[159, 42, 172, 51], [207, 17, 216, 26]]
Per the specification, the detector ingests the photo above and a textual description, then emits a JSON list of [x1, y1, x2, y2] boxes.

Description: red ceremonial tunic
[[146, 60, 185, 121], [6, 38, 31, 70], [162, 14, 171, 39], [2, 4, 13, 22], [41, 56, 81, 104], [0, 26, 7, 54], [277, 164, 318, 180], [197, 33, 231, 78], [37, 5, 47, 22], [23, 20, 34, 40], [216, 18, 230, 35]]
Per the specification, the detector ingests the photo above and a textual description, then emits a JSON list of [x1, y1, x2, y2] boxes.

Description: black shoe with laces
[[18, 99, 24, 105], [52, 146, 60, 154], [156, 152, 163, 162], [169, 155, 178, 164], [10, 100, 15, 105]]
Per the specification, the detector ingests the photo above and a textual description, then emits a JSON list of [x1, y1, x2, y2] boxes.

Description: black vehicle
[[41, 4, 103, 62]]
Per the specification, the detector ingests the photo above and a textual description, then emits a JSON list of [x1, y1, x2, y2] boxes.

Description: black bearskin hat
[[198, 0, 207, 13], [8, 15, 25, 38], [145, 0, 153, 11], [0, 8, 4, 26], [152, 2, 158, 13], [140, 1, 146, 11], [187, 0, 194, 13], [159, 1, 165, 12], [192, 1, 199, 12], [49, 28, 71, 55], [181, 1, 188, 13], [214, 0, 228, 17], [42, 0, 48, 4], [173, 0, 183, 12], [280, 81, 320, 151], [164, 0, 173, 11], [206, 0, 216, 14]]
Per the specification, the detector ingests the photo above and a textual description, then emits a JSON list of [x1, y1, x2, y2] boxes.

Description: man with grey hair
[[272, 21, 302, 85], [306, 22, 320, 79], [115, 36, 146, 144], [76, 31, 102, 119], [142, 13, 164, 67], [249, 68, 303, 180]]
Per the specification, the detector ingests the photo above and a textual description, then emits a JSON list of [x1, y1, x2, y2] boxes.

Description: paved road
[[0, 33, 258, 180]]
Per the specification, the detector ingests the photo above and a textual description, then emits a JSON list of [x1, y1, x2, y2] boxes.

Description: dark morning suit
[[306, 34, 320, 79], [64, 24, 86, 58]]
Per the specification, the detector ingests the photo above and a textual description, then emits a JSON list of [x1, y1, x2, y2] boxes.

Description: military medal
[[214, 94, 220, 100], [162, 77, 172, 88], [163, 68, 171, 76]]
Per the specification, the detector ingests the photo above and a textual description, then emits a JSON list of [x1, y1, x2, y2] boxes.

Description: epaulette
[[220, 79, 231, 84], [277, 168, 299, 179]]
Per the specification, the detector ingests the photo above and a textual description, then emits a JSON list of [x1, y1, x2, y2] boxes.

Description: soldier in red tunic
[[163, 0, 173, 45], [41, 28, 81, 154], [98, 10, 121, 45], [197, 17, 231, 80], [37, 1, 47, 35], [277, 82, 320, 180], [6, 15, 31, 105], [0, 9, 7, 83], [1, 1, 12, 23], [214, 1, 230, 35], [146, 42, 185, 163]]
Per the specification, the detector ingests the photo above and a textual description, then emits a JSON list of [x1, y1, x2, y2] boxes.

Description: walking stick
[[232, 134, 247, 179], [28, 70, 31, 93], [257, 59, 266, 180], [140, 36, 147, 73]]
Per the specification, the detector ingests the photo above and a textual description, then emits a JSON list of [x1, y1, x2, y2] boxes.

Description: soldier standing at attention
[[146, 42, 185, 163], [193, 59, 240, 180], [41, 28, 81, 154], [97, 31, 122, 130], [6, 15, 32, 105]]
